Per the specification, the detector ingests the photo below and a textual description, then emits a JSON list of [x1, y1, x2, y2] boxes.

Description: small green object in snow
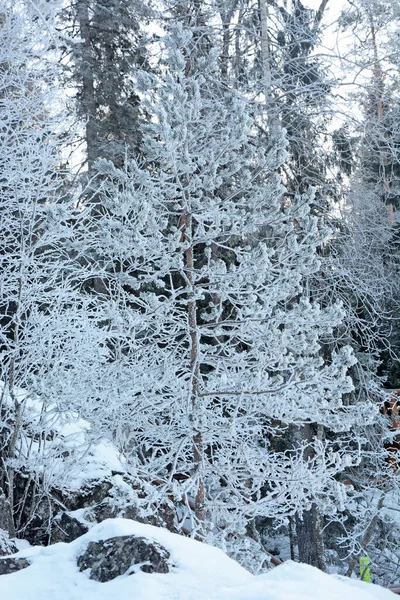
[[359, 556, 371, 582]]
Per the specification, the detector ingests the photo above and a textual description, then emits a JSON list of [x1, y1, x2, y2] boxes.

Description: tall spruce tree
[[61, 0, 150, 171]]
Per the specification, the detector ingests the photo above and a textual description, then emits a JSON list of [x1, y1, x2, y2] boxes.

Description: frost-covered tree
[[314, 0, 400, 580], [0, 2, 109, 540], [61, 0, 151, 171], [79, 24, 374, 557]]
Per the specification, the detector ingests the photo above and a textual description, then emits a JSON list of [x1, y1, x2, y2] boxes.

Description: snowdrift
[[0, 518, 395, 600]]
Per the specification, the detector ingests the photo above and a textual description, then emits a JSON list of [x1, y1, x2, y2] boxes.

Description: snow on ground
[[0, 518, 395, 600]]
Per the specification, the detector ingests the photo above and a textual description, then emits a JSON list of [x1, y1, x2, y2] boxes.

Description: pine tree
[[61, 0, 150, 171], [79, 24, 371, 561]]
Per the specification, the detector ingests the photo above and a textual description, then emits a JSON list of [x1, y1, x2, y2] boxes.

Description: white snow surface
[[0, 518, 395, 600]]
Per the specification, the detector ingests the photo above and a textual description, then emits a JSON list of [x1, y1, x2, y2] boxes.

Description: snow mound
[[0, 518, 395, 600]]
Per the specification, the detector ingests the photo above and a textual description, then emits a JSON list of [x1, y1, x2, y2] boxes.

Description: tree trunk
[[259, 0, 279, 139], [296, 503, 326, 571], [292, 423, 326, 571], [76, 0, 97, 174], [180, 43, 205, 534], [182, 209, 204, 532], [368, 9, 392, 220], [218, 1, 239, 81]]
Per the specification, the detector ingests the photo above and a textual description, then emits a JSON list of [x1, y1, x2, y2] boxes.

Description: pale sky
[[302, 0, 345, 11], [303, 0, 347, 48]]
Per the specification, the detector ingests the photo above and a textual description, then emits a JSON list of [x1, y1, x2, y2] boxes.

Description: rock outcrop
[[77, 535, 170, 582], [0, 529, 17, 557], [0, 494, 17, 556], [51, 512, 89, 544], [0, 557, 30, 575]]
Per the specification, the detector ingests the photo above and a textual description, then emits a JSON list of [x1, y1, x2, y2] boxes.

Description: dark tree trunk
[[292, 423, 326, 571], [76, 0, 97, 174], [296, 503, 326, 571]]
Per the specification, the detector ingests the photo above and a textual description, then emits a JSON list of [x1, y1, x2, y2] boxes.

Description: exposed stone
[[71, 480, 113, 510], [90, 499, 119, 523], [22, 496, 53, 547], [122, 504, 143, 522], [6, 472, 172, 549], [0, 494, 13, 537], [51, 512, 89, 544], [77, 535, 170, 582], [0, 557, 30, 576], [0, 529, 17, 557], [0, 494, 17, 556]]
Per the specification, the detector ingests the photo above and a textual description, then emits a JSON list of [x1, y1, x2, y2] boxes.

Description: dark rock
[[77, 535, 170, 582], [0, 494, 17, 556], [90, 499, 119, 523], [122, 504, 142, 522], [83, 501, 149, 527], [0, 529, 17, 557], [0, 494, 13, 537], [120, 500, 176, 533], [51, 512, 89, 544], [0, 557, 30, 576], [22, 496, 54, 547], [9, 471, 173, 549], [73, 480, 113, 510]]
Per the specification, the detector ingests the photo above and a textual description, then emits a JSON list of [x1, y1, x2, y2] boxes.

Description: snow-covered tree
[[0, 1, 109, 539], [61, 0, 151, 171], [78, 24, 374, 556], [310, 0, 400, 579]]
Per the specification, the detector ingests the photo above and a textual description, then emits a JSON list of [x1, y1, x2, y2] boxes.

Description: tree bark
[[76, 0, 97, 174], [217, 1, 239, 80], [181, 209, 204, 531], [292, 423, 326, 571], [313, 0, 330, 35], [368, 9, 392, 221], [259, 0, 279, 139], [296, 502, 326, 571]]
